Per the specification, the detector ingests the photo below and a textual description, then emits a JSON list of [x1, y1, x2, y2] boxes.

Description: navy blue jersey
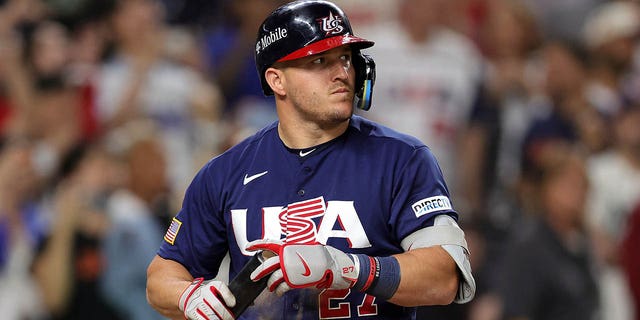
[[158, 115, 458, 319]]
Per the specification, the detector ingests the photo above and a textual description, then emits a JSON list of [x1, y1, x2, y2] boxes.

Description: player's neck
[[277, 120, 349, 149]]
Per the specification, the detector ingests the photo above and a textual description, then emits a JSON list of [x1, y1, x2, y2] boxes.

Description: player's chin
[[334, 100, 354, 115], [328, 107, 353, 124]]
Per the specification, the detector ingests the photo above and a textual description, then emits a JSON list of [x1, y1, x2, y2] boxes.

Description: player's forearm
[[146, 255, 193, 319], [388, 246, 459, 306]]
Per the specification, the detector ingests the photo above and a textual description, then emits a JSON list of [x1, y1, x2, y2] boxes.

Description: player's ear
[[265, 67, 286, 96]]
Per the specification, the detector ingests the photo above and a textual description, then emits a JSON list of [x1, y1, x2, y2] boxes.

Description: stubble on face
[[288, 86, 353, 128], [278, 45, 357, 130]]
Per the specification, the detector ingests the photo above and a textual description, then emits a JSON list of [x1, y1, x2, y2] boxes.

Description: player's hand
[[246, 239, 359, 295], [244, 239, 289, 296], [179, 277, 236, 320]]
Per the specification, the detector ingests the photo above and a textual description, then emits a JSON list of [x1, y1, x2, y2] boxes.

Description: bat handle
[[227, 252, 269, 317]]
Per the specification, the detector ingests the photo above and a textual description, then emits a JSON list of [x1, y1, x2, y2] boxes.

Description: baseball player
[[146, 1, 475, 319]]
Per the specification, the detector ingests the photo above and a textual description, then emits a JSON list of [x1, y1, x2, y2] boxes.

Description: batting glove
[[246, 239, 358, 296], [179, 277, 236, 320]]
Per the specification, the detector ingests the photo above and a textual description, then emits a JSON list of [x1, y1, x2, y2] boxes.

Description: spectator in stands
[[96, 0, 222, 198], [532, 40, 608, 153], [201, 0, 284, 149], [461, 0, 544, 225], [497, 144, 599, 320], [100, 122, 169, 320], [357, 0, 485, 204], [64, 1, 116, 142], [587, 104, 640, 320], [202, 0, 282, 116], [0, 139, 49, 319], [33, 142, 123, 319], [0, 0, 47, 136], [0, 16, 97, 180], [520, 40, 609, 213], [583, 1, 640, 116], [522, 0, 601, 44], [621, 200, 640, 320]]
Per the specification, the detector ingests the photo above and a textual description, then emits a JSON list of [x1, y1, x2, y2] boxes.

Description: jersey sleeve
[[390, 145, 459, 243], [157, 162, 228, 278]]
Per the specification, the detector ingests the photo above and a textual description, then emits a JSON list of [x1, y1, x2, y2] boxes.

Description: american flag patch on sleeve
[[164, 218, 182, 245]]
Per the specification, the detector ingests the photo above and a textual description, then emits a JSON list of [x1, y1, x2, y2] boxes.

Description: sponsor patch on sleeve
[[411, 196, 453, 218], [164, 218, 182, 245]]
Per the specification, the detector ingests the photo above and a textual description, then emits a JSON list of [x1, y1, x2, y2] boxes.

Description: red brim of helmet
[[277, 35, 374, 62]]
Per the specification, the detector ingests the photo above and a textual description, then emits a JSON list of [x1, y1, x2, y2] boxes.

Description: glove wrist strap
[[179, 277, 204, 313]]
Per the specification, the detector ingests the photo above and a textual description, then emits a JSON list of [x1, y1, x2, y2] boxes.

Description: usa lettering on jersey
[[231, 196, 372, 255], [279, 197, 326, 244]]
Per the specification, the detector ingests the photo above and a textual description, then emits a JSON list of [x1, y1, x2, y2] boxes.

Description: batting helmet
[[255, 0, 376, 110]]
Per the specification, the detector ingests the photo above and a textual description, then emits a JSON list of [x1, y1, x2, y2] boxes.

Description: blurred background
[[0, 0, 638, 319]]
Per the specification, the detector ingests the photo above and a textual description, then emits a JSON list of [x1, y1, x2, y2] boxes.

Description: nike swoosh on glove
[[246, 239, 358, 296], [179, 277, 236, 320]]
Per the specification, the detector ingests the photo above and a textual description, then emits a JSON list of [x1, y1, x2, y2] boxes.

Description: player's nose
[[330, 59, 350, 82]]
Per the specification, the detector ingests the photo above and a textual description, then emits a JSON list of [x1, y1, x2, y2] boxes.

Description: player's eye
[[341, 54, 351, 68], [312, 57, 325, 65]]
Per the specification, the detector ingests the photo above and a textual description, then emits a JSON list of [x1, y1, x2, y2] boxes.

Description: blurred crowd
[[0, 0, 638, 319]]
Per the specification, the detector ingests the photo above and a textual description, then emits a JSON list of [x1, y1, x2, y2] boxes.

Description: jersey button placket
[[297, 164, 313, 196]]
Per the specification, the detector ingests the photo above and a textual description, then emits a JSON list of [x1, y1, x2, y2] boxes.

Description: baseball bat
[[227, 251, 272, 317]]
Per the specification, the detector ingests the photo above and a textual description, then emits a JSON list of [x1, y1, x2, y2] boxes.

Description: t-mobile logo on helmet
[[317, 11, 344, 36], [256, 27, 288, 54]]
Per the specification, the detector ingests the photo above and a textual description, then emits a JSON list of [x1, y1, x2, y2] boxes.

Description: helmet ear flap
[[353, 53, 376, 111]]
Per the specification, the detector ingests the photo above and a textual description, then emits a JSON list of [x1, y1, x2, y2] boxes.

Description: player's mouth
[[331, 87, 351, 95]]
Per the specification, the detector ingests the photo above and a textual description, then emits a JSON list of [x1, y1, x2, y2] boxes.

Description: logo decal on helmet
[[317, 11, 344, 36], [256, 27, 288, 55]]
